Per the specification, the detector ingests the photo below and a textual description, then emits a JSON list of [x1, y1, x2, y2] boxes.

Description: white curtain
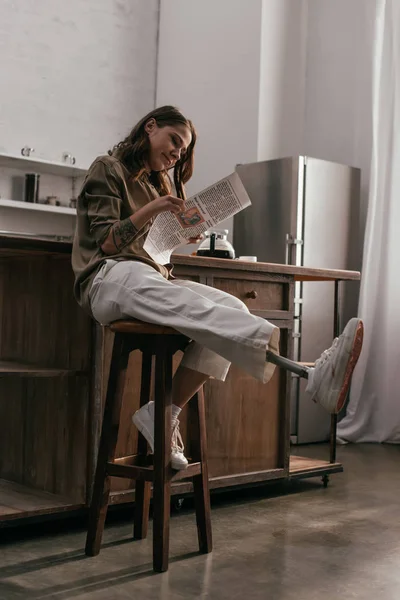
[[338, 0, 400, 443]]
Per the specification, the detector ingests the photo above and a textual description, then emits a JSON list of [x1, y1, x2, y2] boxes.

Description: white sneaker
[[305, 318, 364, 414], [171, 419, 189, 471], [132, 403, 189, 471], [132, 401, 155, 453]]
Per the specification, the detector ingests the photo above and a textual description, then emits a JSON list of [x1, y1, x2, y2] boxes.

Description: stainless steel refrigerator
[[234, 157, 361, 444]]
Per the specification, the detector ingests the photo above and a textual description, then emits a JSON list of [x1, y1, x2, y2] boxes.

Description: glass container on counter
[[196, 229, 235, 259]]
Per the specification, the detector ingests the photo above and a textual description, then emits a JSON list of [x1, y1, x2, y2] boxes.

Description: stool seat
[[109, 319, 182, 336], [85, 318, 212, 573]]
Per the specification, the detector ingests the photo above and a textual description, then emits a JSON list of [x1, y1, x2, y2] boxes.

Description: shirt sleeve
[[82, 160, 124, 247]]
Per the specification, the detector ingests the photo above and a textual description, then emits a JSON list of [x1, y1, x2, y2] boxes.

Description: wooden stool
[[85, 319, 212, 572]]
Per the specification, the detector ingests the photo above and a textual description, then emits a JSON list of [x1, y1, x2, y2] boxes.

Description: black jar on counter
[[24, 173, 40, 203]]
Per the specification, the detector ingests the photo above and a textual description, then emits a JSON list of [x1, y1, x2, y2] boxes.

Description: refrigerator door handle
[[285, 234, 304, 264]]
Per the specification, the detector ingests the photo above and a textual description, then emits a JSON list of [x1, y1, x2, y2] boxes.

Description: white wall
[[157, 0, 309, 199], [0, 1, 376, 248], [157, 0, 263, 197], [303, 0, 376, 318], [258, 0, 375, 225], [304, 0, 376, 236], [0, 0, 159, 166], [157, 0, 309, 253], [157, 0, 264, 248], [0, 0, 159, 235], [258, 0, 308, 160], [157, 0, 376, 261]]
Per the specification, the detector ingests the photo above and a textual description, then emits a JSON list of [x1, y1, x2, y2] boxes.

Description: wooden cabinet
[[0, 238, 360, 523], [174, 260, 293, 487], [0, 238, 92, 521]]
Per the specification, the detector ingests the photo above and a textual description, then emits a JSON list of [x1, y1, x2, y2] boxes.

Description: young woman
[[72, 105, 364, 471]]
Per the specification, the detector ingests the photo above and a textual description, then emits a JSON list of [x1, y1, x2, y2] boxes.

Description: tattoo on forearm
[[112, 218, 139, 250]]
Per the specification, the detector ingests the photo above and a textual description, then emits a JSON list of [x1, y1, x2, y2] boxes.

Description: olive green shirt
[[72, 154, 170, 316]]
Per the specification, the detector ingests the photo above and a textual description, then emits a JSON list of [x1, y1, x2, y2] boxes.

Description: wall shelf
[[0, 198, 76, 216], [0, 152, 87, 177]]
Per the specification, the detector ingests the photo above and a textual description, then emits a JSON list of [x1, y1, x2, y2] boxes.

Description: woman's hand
[[186, 234, 204, 244], [149, 195, 185, 216]]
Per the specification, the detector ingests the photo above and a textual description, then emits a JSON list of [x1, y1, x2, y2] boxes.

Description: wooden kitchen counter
[[0, 236, 360, 523]]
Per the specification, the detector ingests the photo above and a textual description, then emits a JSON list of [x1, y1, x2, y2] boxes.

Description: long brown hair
[[109, 105, 196, 199]]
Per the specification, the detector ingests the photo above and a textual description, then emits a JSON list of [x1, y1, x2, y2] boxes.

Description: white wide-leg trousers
[[89, 260, 280, 383]]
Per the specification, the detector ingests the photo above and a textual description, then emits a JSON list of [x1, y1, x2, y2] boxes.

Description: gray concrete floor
[[0, 443, 400, 600]]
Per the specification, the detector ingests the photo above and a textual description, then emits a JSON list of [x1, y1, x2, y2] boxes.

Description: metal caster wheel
[[172, 497, 185, 511], [322, 475, 330, 488]]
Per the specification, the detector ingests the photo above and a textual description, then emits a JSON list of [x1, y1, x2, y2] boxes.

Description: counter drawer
[[211, 277, 288, 312]]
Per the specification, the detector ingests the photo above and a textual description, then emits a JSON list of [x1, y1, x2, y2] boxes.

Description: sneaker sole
[[334, 319, 364, 413], [132, 412, 154, 454]]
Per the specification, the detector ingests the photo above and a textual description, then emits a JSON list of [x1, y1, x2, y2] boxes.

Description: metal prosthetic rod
[[266, 351, 310, 379]]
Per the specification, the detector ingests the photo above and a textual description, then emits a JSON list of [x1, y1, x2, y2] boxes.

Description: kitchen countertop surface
[[0, 234, 361, 282]]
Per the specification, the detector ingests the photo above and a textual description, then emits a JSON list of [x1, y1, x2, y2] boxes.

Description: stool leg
[[153, 344, 173, 572], [189, 387, 212, 553], [133, 352, 152, 540], [86, 333, 128, 556]]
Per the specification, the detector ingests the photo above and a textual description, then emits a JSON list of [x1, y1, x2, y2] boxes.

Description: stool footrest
[[171, 463, 202, 481], [106, 460, 202, 482], [107, 462, 153, 481], [114, 454, 153, 467]]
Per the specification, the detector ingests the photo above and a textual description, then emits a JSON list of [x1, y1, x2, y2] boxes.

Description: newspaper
[[143, 172, 251, 264]]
